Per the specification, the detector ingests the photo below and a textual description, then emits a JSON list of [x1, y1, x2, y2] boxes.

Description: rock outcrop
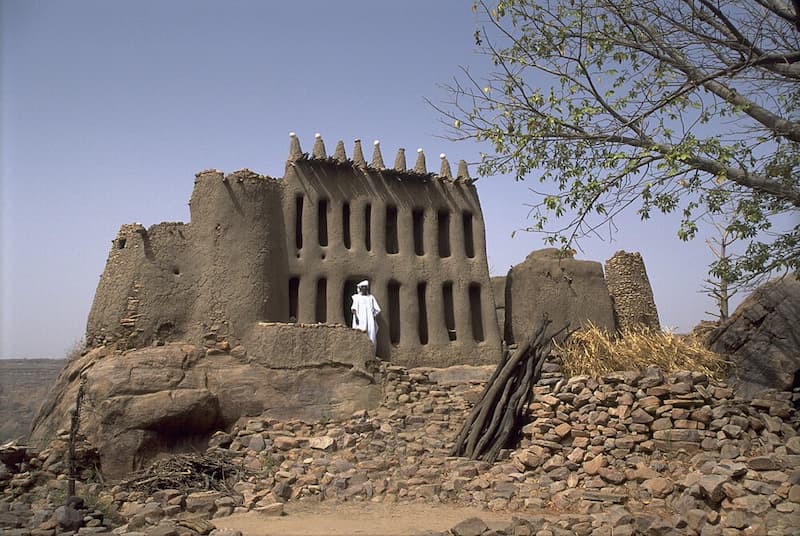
[[4, 358, 798, 536], [708, 275, 800, 399], [28, 324, 380, 479], [504, 249, 616, 344]]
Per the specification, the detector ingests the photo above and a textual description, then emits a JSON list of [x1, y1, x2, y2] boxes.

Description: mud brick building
[[87, 134, 503, 367]]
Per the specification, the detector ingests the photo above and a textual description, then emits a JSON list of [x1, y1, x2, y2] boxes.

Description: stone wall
[[604, 250, 661, 331], [85, 134, 502, 367], [8, 357, 798, 534]]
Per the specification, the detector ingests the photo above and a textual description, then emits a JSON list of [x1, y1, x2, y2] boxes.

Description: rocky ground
[[1, 356, 799, 536]]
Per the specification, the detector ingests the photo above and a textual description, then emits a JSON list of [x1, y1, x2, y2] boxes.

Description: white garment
[[351, 293, 381, 346]]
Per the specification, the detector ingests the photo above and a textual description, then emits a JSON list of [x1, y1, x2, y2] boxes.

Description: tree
[[436, 0, 800, 287], [702, 209, 740, 320]]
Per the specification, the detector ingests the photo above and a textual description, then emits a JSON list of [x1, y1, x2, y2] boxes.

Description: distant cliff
[[0, 359, 64, 442]]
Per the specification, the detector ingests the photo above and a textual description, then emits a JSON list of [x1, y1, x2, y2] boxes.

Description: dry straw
[[555, 322, 729, 379]]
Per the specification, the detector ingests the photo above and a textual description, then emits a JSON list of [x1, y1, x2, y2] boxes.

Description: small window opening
[[443, 282, 456, 341], [438, 210, 451, 258], [463, 212, 475, 258], [288, 277, 300, 321], [294, 196, 304, 249], [386, 205, 399, 254], [412, 209, 424, 256], [315, 278, 327, 323], [318, 199, 329, 247], [469, 283, 485, 342], [342, 202, 351, 249], [117, 238, 126, 249], [388, 280, 401, 345], [364, 204, 372, 251], [417, 282, 429, 345]]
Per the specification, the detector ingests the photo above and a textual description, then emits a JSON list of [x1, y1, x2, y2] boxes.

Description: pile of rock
[[1, 361, 798, 535]]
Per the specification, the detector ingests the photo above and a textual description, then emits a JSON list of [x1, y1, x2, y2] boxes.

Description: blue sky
[[1, 1, 733, 358]]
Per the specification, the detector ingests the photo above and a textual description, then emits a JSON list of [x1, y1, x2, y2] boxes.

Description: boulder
[[29, 326, 380, 479], [707, 275, 800, 399], [505, 249, 616, 343]]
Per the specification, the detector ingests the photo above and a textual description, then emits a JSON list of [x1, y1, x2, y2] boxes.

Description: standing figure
[[351, 280, 381, 346]]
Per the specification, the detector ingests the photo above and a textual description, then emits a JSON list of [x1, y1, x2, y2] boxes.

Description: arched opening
[[386, 205, 399, 254], [438, 210, 451, 258], [463, 212, 475, 258], [364, 203, 372, 251], [388, 280, 401, 345], [294, 196, 303, 249], [469, 283, 485, 342], [317, 199, 329, 247], [443, 281, 456, 341], [412, 209, 424, 256], [315, 278, 327, 322], [288, 277, 299, 321], [342, 202, 351, 249], [417, 282, 429, 344]]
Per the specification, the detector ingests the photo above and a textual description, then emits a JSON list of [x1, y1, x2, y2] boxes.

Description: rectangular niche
[[388, 280, 401, 345], [318, 199, 329, 247], [342, 202, 351, 249], [417, 282, 428, 345], [438, 210, 451, 258], [315, 278, 327, 323], [288, 277, 299, 321], [442, 281, 456, 341], [364, 203, 372, 251], [463, 212, 475, 258], [386, 205, 399, 254], [412, 209, 424, 256], [469, 283, 484, 342], [294, 196, 303, 250]]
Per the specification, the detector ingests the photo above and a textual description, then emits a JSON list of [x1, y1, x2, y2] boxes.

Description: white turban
[[357, 280, 369, 288]]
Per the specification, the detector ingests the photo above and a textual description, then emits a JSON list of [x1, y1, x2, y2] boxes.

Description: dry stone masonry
[[86, 134, 502, 367], [604, 250, 661, 332], [5, 357, 798, 535]]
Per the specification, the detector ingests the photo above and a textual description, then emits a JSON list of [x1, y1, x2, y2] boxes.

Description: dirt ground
[[212, 501, 517, 536]]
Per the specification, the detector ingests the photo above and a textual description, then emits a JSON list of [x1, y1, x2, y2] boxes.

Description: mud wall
[[85, 135, 502, 367], [87, 170, 289, 350], [281, 140, 502, 367]]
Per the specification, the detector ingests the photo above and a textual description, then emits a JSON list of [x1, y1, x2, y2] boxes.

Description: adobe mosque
[[86, 133, 659, 367]]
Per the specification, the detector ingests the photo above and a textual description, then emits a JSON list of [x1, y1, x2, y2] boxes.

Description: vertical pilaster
[[453, 280, 473, 344], [399, 283, 418, 348], [329, 275, 345, 325], [329, 200, 343, 251], [427, 279, 449, 345], [373, 200, 387, 255], [398, 208, 414, 259]]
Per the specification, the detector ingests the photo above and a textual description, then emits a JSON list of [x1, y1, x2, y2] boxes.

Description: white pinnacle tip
[[289, 132, 296, 137], [417, 148, 423, 153], [374, 140, 380, 146], [440, 153, 446, 159], [354, 138, 361, 143], [315, 133, 321, 139]]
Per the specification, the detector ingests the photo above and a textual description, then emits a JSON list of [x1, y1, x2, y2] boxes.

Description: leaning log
[[450, 317, 568, 462]]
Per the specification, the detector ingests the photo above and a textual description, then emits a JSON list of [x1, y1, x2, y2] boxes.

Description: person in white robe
[[351, 280, 381, 346]]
